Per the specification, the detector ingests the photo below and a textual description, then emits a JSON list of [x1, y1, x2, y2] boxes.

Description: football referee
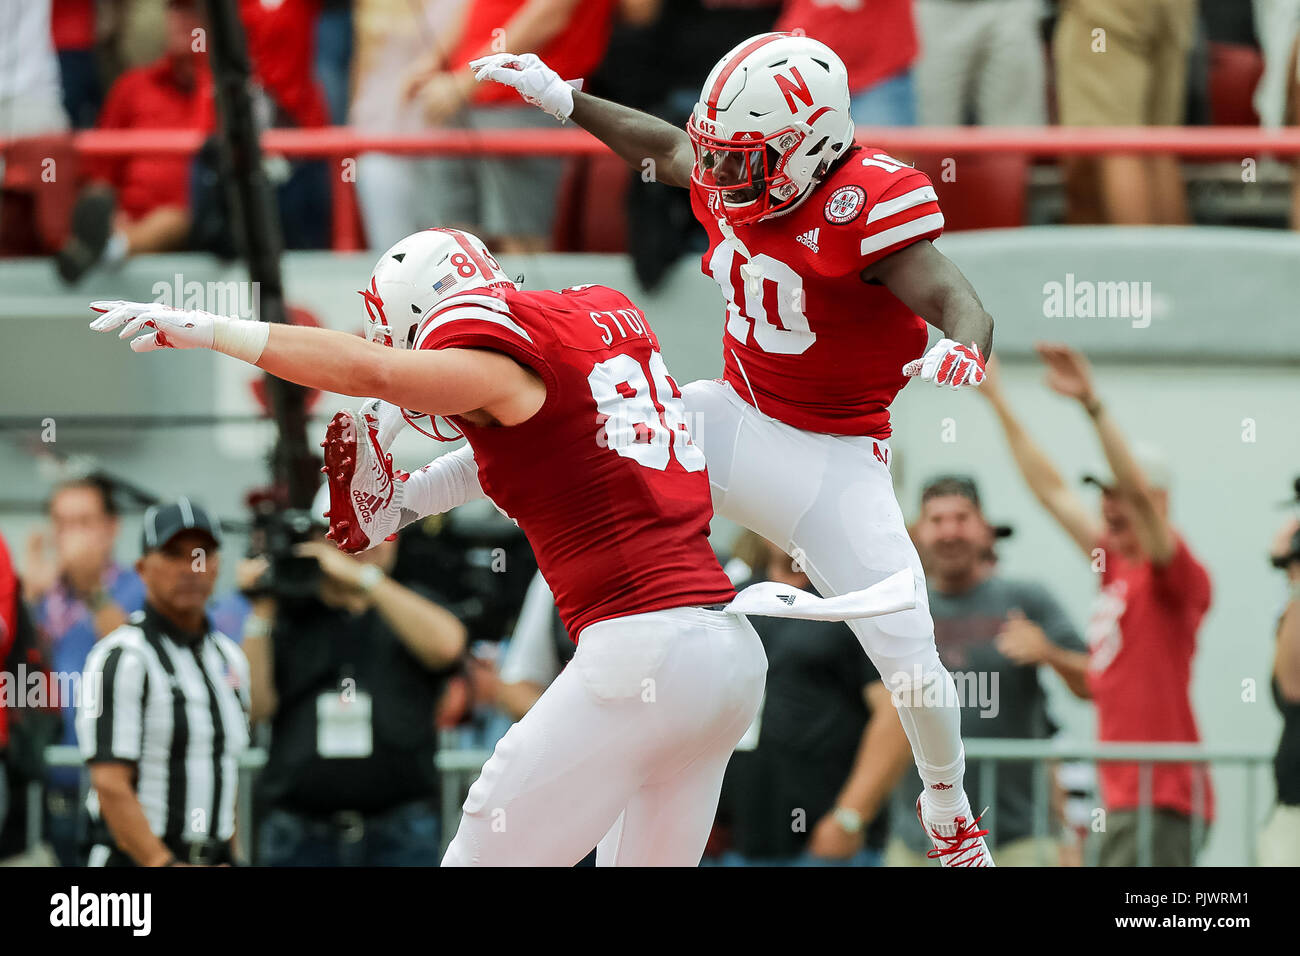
[[76, 499, 250, 866]]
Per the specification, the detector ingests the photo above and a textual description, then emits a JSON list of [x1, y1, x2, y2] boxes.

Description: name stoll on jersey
[[690, 146, 946, 438], [414, 282, 737, 638]]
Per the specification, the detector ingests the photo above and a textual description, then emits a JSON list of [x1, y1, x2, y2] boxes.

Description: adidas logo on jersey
[[795, 228, 820, 253]]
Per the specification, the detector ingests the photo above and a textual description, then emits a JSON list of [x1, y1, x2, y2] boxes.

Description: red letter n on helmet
[[774, 66, 815, 114]]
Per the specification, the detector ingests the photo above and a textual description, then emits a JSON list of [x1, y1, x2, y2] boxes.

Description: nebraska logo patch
[[824, 185, 866, 224]]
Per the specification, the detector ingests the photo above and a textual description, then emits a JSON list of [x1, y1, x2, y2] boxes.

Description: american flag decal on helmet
[[432, 273, 457, 295]]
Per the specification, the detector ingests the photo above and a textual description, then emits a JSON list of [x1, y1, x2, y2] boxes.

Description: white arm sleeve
[[499, 572, 562, 686], [400, 444, 487, 520]]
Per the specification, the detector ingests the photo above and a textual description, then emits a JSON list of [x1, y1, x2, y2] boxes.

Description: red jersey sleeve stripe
[[415, 305, 534, 350], [859, 211, 945, 258], [865, 185, 939, 225]]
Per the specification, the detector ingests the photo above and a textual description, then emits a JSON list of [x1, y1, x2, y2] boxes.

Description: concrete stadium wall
[[1, 226, 1297, 864]]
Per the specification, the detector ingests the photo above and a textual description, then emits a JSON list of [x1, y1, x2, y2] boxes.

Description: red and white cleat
[[917, 792, 995, 867], [319, 409, 408, 553], [356, 397, 408, 453]]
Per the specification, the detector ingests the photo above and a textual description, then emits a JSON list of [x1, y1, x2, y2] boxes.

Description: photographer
[[1262, 513, 1300, 866], [241, 487, 467, 866]]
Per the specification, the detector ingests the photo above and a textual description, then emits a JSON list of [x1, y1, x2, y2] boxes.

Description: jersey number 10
[[707, 246, 816, 356]]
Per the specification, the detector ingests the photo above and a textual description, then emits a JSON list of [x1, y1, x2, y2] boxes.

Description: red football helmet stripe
[[706, 33, 785, 121], [429, 227, 496, 281]]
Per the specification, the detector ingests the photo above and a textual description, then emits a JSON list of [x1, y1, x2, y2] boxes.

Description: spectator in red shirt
[[238, 0, 330, 129], [0, 531, 19, 836], [981, 346, 1214, 867], [390, 0, 619, 252], [56, 0, 215, 284], [775, 0, 918, 126]]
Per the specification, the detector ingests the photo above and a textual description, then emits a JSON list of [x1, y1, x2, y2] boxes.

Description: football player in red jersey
[[471, 33, 996, 865], [86, 228, 772, 865]]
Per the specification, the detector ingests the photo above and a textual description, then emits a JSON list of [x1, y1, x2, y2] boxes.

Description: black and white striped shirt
[[76, 605, 250, 858]]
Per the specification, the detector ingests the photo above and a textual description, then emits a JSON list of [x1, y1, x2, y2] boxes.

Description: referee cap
[[141, 497, 223, 553]]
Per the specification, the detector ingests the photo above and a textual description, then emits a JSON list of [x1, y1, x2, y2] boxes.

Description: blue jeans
[[316, 6, 354, 125], [58, 49, 102, 128], [714, 847, 884, 867], [258, 801, 442, 866], [850, 68, 917, 127]]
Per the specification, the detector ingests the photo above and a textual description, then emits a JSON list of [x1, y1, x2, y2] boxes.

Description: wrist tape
[[212, 318, 271, 364]]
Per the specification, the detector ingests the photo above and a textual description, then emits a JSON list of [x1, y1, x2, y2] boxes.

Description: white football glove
[[902, 339, 986, 389], [469, 52, 582, 122], [89, 300, 268, 362]]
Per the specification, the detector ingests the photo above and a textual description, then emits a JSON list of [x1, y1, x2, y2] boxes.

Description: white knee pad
[[878, 653, 966, 782], [873, 646, 949, 701]]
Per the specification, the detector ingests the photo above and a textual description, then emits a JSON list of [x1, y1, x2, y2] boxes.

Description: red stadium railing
[[62, 124, 1300, 157], [6, 126, 1300, 251]]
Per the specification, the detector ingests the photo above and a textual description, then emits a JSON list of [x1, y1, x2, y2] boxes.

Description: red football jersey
[[690, 145, 944, 438], [415, 282, 736, 639]]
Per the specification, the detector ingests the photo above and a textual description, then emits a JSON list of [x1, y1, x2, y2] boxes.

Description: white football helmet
[[687, 33, 855, 225], [359, 227, 514, 349]]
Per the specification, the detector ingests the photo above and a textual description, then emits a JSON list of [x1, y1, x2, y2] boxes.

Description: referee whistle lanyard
[[724, 567, 916, 622]]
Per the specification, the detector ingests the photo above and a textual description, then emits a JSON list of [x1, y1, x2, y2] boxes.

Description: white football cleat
[[916, 791, 995, 867], [356, 397, 409, 453], [320, 409, 411, 553]]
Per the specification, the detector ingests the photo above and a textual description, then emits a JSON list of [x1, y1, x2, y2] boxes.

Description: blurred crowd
[[1, 343, 1297, 867], [1, 0, 1299, 283]]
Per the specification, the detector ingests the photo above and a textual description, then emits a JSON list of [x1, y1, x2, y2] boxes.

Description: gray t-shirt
[[893, 576, 1084, 853]]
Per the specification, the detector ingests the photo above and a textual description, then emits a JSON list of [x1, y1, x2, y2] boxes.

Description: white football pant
[[681, 379, 969, 810], [441, 606, 766, 866]]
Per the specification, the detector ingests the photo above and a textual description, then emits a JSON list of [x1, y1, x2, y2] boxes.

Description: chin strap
[[401, 408, 464, 442]]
